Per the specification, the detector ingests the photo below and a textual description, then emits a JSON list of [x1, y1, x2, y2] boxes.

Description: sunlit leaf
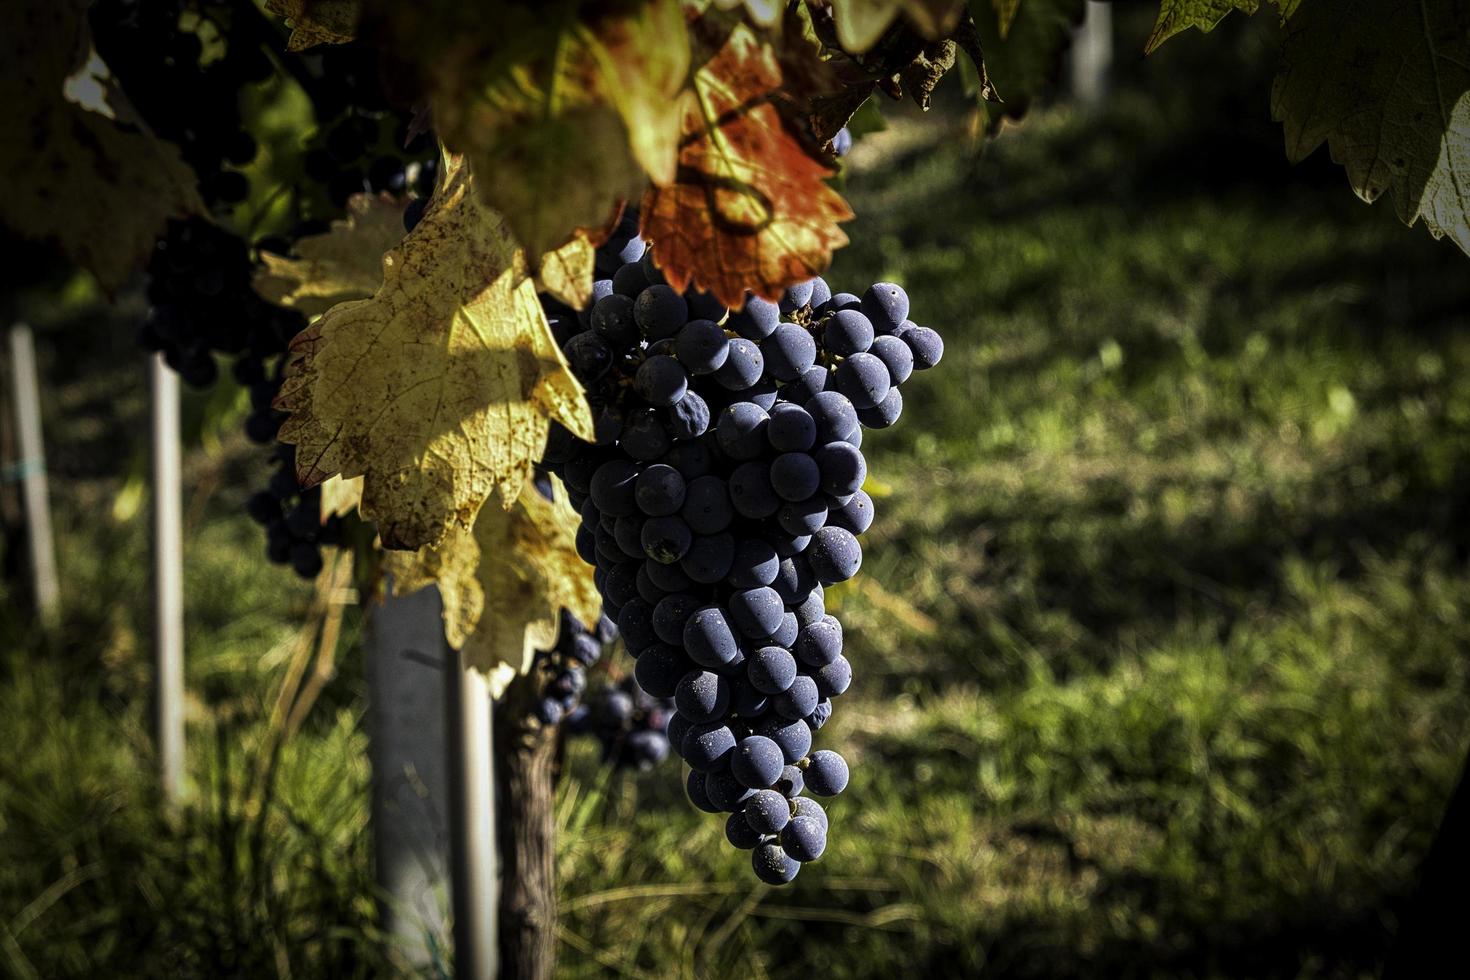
[[275, 152, 594, 551], [253, 193, 407, 317], [642, 25, 853, 308], [385, 478, 598, 691], [319, 475, 364, 519], [1271, 0, 1470, 258], [0, 0, 204, 292], [535, 231, 598, 310]]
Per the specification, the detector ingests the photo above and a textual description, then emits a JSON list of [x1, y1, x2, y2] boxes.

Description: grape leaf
[[0, 0, 204, 292], [535, 231, 597, 311], [320, 475, 364, 519], [830, 0, 968, 53], [642, 25, 853, 308], [274, 152, 594, 551], [992, 0, 1021, 38], [1144, 0, 1303, 53], [1271, 0, 1470, 258], [253, 193, 407, 316], [384, 478, 598, 691], [973, 0, 1085, 128], [425, 0, 688, 261], [1145, 1, 1258, 53], [265, 0, 359, 50]]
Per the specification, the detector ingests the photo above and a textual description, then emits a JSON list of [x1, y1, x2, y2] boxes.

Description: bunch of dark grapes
[[532, 608, 617, 725], [92, 2, 436, 578], [567, 675, 675, 771], [541, 217, 942, 884], [301, 45, 438, 209], [90, 0, 269, 210]]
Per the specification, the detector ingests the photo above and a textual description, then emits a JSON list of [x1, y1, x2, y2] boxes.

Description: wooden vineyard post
[[493, 673, 559, 980], [447, 651, 498, 979], [6, 323, 60, 626], [149, 351, 185, 806], [365, 584, 453, 968], [366, 584, 500, 977]]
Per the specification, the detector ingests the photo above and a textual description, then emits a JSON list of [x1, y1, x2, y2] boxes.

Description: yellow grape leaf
[[265, 0, 360, 50], [320, 474, 364, 519], [1271, 0, 1470, 258], [582, 0, 690, 187], [385, 479, 598, 689], [535, 231, 597, 311], [642, 25, 853, 308], [429, 0, 688, 260], [275, 152, 594, 551], [830, 0, 967, 52], [253, 192, 407, 316], [0, 0, 203, 292]]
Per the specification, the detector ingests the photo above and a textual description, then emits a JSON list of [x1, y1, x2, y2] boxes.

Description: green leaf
[[992, 0, 1021, 38], [1144, 0, 1302, 54], [1271, 0, 1470, 258], [1145, 1, 1259, 54], [974, 0, 1085, 127]]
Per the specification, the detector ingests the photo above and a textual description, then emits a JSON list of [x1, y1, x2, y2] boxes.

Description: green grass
[[5, 35, 1470, 977]]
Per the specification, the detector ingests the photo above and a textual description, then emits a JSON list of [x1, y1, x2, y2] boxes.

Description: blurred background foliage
[[3, 4, 1469, 978]]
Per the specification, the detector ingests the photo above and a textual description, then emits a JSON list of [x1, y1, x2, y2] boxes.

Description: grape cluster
[[567, 675, 675, 771], [542, 220, 942, 884], [532, 608, 617, 726], [93, 2, 437, 579], [90, 0, 269, 211]]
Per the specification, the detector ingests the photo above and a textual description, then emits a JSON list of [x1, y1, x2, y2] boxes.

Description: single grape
[[861, 281, 909, 334], [834, 352, 891, 411], [753, 842, 800, 885], [635, 284, 689, 340], [745, 789, 792, 834], [780, 815, 827, 862], [635, 355, 689, 407], [730, 295, 780, 340], [770, 452, 821, 502], [824, 309, 874, 356], [762, 323, 817, 381], [903, 325, 944, 369], [732, 735, 786, 789], [804, 749, 849, 796], [676, 319, 730, 375]]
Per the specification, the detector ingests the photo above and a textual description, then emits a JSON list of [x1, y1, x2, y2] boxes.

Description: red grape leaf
[[642, 25, 853, 309]]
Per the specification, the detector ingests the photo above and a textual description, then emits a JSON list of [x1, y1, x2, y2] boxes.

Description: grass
[[4, 16, 1470, 976]]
